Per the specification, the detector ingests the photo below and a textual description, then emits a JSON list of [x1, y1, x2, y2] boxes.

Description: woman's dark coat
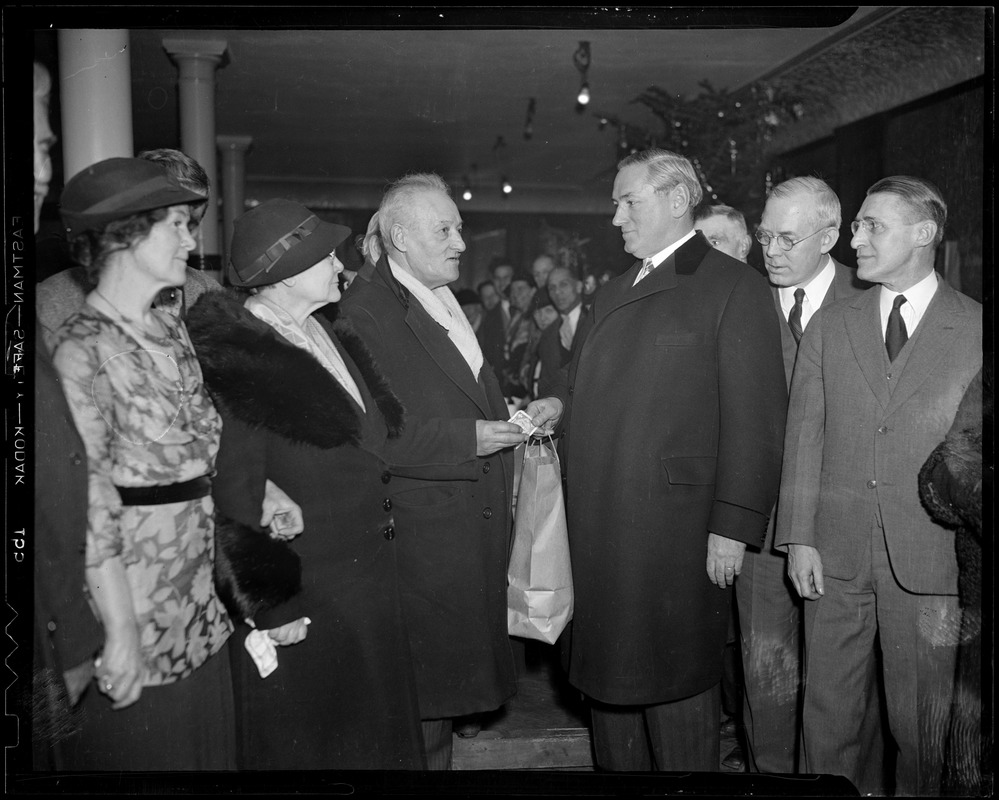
[[188, 290, 472, 770], [340, 255, 517, 720], [918, 364, 988, 796]]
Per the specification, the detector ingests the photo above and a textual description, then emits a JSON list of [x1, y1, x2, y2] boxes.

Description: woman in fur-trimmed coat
[[186, 200, 479, 770], [188, 287, 426, 769], [919, 364, 989, 797]]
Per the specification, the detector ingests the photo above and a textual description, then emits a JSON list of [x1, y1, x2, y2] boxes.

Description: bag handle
[[522, 432, 559, 467]]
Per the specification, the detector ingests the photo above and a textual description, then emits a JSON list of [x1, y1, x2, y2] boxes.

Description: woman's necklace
[[92, 288, 186, 391], [93, 288, 169, 340]]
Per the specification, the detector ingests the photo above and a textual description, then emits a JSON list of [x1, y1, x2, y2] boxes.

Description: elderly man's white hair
[[362, 173, 452, 263]]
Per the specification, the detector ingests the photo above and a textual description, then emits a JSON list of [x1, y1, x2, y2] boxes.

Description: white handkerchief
[[244, 628, 279, 678]]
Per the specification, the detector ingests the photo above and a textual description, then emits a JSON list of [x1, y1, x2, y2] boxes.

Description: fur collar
[[187, 290, 404, 448]]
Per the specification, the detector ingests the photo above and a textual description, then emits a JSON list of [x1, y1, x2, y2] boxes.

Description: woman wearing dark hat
[[50, 157, 235, 770], [187, 198, 465, 769]]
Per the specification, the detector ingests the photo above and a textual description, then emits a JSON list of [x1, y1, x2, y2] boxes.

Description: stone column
[[162, 38, 227, 284], [217, 135, 253, 268], [57, 30, 133, 180]]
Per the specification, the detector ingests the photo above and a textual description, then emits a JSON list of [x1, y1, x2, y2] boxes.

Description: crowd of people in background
[[27, 54, 985, 798], [457, 253, 604, 412]]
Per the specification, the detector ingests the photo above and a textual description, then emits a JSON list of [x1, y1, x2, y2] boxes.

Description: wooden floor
[[452, 642, 745, 772]]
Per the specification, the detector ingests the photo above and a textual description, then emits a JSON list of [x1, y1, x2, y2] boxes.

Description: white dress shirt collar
[[632, 230, 697, 287], [778, 255, 836, 330], [562, 303, 582, 332], [879, 269, 938, 340]]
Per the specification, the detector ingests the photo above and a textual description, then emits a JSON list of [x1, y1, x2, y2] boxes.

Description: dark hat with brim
[[60, 157, 207, 239], [229, 198, 352, 288]]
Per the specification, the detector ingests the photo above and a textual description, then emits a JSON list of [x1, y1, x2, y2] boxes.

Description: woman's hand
[[261, 479, 305, 540], [95, 622, 145, 710], [266, 616, 311, 646], [86, 558, 144, 710]]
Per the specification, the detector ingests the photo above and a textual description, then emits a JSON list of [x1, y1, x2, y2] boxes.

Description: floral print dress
[[52, 305, 232, 685]]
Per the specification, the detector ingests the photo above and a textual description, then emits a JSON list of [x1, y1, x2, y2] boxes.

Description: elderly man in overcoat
[[340, 173, 523, 770], [529, 148, 787, 771]]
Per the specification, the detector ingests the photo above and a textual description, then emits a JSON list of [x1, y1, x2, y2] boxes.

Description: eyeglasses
[[850, 219, 886, 236], [755, 226, 829, 252]]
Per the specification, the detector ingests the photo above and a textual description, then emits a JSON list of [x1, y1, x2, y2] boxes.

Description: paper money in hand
[[508, 410, 541, 436]]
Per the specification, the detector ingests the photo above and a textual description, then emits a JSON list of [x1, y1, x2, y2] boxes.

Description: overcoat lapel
[[595, 232, 714, 321], [845, 289, 891, 411], [373, 256, 492, 418]]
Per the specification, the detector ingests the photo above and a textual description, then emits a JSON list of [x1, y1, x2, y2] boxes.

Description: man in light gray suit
[[775, 176, 981, 795], [736, 177, 868, 775]]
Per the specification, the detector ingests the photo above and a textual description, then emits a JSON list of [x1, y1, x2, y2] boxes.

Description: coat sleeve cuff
[[708, 500, 769, 547]]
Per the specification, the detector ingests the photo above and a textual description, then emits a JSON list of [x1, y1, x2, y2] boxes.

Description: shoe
[[721, 744, 746, 772], [454, 720, 482, 738], [720, 716, 738, 739]]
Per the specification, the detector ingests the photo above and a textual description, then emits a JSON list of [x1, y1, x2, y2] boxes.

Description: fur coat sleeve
[[919, 364, 988, 608]]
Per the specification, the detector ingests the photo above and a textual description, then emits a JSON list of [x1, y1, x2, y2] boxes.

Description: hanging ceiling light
[[573, 41, 591, 113], [524, 97, 536, 140], [501, 177, 513, 195], [461, 175, 473, 202]]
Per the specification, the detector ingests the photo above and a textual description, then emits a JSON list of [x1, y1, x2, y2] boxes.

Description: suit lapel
[[771, 286, 798, 386], [844, 289, 891, 411], [884, 281, 964, 416]]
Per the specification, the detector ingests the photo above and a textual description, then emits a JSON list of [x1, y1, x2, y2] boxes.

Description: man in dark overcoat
[[340, 173, 524, 769], [528, 148, 787, 771]]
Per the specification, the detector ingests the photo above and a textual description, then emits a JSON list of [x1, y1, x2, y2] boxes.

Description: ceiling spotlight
[[462, 186, 473, 202], [598, 117, 608, 130], [501, 177, 513, 195]]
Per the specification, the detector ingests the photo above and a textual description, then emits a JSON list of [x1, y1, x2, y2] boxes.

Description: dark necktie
[[787, 287, 805, 344], [885, 294, 908, 362]]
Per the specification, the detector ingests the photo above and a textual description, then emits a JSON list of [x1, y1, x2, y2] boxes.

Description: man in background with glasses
[[774, 176, 981, 795], [737, 176, 869, 776]]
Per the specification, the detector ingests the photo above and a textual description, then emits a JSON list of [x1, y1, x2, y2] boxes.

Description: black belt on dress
[[115, 474, 213, 506]]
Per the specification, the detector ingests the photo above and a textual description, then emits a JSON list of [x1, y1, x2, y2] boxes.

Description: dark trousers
[[736, 537, 802, 774], [421, 718, 453, 770], [589, 683, 721, 772]]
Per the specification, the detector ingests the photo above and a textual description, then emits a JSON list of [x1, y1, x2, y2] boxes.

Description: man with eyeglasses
[[736, 176, 869, 777], [774, 176, 981, 795]]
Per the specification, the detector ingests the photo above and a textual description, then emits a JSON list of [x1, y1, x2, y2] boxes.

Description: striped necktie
[[787, 288, 805, 344], [635, 258, 656, 284]]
